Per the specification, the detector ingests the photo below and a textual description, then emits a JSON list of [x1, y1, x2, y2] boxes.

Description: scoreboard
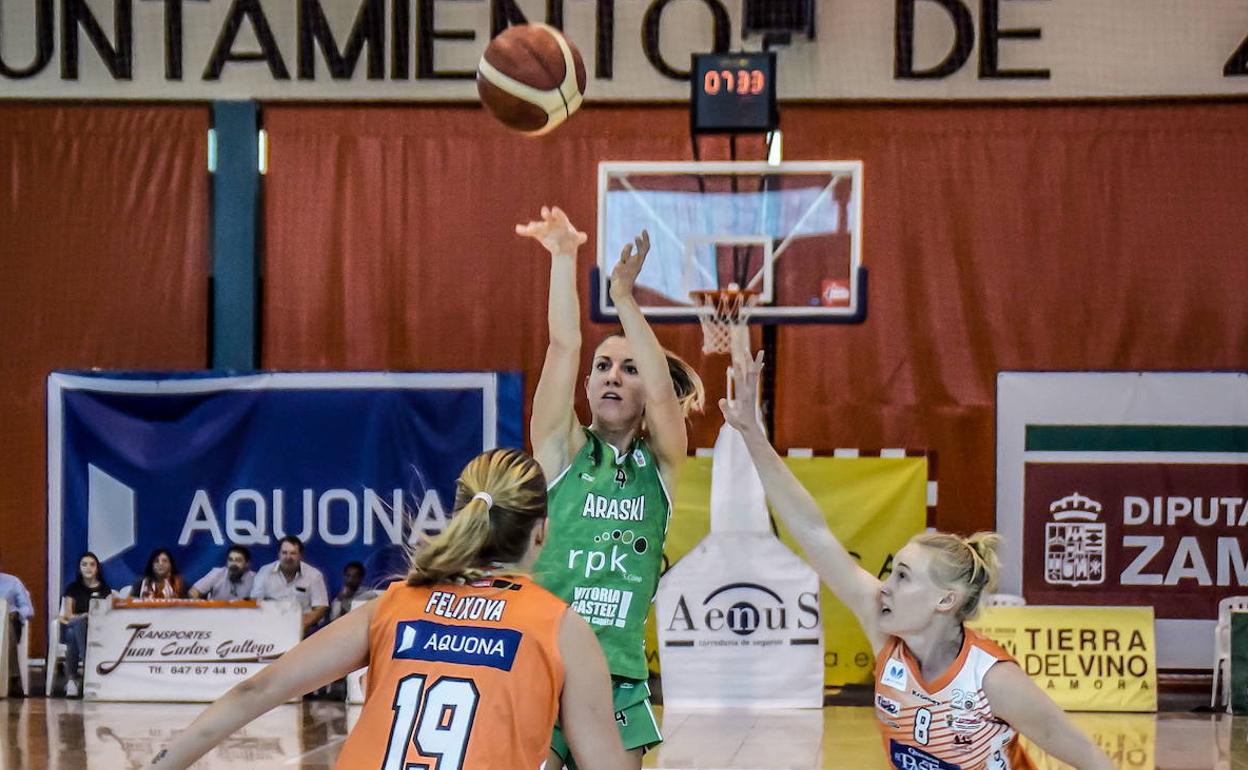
[[691, 52, 779, 134]]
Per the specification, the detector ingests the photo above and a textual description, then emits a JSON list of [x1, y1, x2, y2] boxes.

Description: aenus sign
[[655, 532, 825, 709], [663, 581, 820, 638]]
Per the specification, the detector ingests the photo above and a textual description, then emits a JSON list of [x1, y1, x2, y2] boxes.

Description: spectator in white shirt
[[189, 546, 256, 601], [249, 536, 328, 634], [0, 552, 34, 696]]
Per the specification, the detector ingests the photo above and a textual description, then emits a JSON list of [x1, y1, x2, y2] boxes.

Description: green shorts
[[550, 677, 661, 768]]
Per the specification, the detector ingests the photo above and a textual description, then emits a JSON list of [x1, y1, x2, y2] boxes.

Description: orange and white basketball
[[476, 24, 587, 136]]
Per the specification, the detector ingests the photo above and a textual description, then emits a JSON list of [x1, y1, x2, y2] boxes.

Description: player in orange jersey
[[150, 449, 631, 770], [717, 335, 1113, 770]]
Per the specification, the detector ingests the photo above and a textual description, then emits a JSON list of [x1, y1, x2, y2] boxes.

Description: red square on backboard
[[820, 279, 851, 308]]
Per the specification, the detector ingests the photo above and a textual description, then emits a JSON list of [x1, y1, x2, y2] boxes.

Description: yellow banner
[[647, 455, 928, 687], [969, 606, 1157, 713]]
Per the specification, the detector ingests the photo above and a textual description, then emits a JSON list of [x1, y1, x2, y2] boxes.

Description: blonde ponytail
[[406, 498, 494, 586], [666, 350, 705, 417], [407, 449, 548, 587]]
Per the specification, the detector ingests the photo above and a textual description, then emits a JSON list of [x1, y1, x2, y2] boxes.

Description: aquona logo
[[177, 487, 449, 547], [665, 582, 819, 637]]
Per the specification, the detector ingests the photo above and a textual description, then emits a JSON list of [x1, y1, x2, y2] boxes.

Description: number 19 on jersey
[[381, 675, 481, 770]]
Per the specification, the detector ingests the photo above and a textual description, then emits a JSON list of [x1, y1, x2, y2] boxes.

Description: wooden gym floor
[[0, 697, 1241, 769]]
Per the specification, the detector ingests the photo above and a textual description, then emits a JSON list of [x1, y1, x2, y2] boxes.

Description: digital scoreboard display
[[691, 52, 778, 134]]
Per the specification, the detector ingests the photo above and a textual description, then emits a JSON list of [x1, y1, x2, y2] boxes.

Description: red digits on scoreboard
[[704, 68, 766, 97], [704, 70, 720, 95]]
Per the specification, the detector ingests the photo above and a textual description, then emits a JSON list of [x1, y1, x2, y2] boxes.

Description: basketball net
[[689, 286, 758, 355]]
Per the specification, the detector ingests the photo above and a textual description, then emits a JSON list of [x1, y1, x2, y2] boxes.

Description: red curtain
[[0, 105, 210, 646], [263, 102, 1248, 540], [777, 103, 1248, 534], [261, 105, 719, 444]]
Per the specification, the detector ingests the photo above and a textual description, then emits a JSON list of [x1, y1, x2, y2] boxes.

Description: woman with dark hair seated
[[58, 551, 111, 697], [130, 548, 185, 599]]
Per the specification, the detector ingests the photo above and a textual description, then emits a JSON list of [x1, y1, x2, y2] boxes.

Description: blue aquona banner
[[47, 371, 522, 620]]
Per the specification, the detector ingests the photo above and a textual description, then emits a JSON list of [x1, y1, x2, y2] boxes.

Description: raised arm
[[982, 662, 1113, 770], [610, 231, 688, 480], [517, 206, 589, 481], [150, 599, 375, 770], [719, 333, 886, 651]]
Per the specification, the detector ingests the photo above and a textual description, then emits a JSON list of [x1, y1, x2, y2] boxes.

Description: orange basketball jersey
[[874, 628, 1037, 770], [335, 576, 566, 770]]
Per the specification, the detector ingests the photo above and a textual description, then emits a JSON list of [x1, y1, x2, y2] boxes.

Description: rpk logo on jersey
[[567, 526, 649, 582], [881, 659, 908, 691], [394, 620, 521, 671], [1044, 492, 1106, 587]]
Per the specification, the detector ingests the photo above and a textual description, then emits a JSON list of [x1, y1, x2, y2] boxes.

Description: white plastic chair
[[1211, 595, 1248, 710], [0, 599, 30, 697], [982, 593, 1027, 608], [14, 621, 29, 696], [45, 598, 70, 696]]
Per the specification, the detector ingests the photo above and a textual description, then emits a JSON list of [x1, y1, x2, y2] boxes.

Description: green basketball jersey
[[534, 428, 670, 680]]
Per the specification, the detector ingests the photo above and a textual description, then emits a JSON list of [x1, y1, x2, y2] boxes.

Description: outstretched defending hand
[[515, 206, 587, 257], [718, 327, 765, 435], [609, 229, 649, 301]]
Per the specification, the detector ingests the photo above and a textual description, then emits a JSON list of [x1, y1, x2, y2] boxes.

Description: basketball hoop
[[690, 286, 759, 355]]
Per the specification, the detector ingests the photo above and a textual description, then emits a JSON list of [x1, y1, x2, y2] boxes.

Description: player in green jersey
[[516, 207, 704, 770]]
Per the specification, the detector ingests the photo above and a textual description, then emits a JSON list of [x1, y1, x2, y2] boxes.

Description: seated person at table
[[328, 561, 376, 622], [250, 536, 329, 634], [0, 550, 33, 696], [59, 551, 111, 697], [189, 545, 255, 601], [130, 548, 186, 599]]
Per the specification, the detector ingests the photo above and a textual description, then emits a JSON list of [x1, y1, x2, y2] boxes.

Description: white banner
[[656, 425, 824, 709], [84, 599, 301, 701], [2, 0, 1247, 100], [656, 533, 824, 708]]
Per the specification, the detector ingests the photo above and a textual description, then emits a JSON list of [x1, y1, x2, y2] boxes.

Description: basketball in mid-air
[[476, 24, 587, 136]]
